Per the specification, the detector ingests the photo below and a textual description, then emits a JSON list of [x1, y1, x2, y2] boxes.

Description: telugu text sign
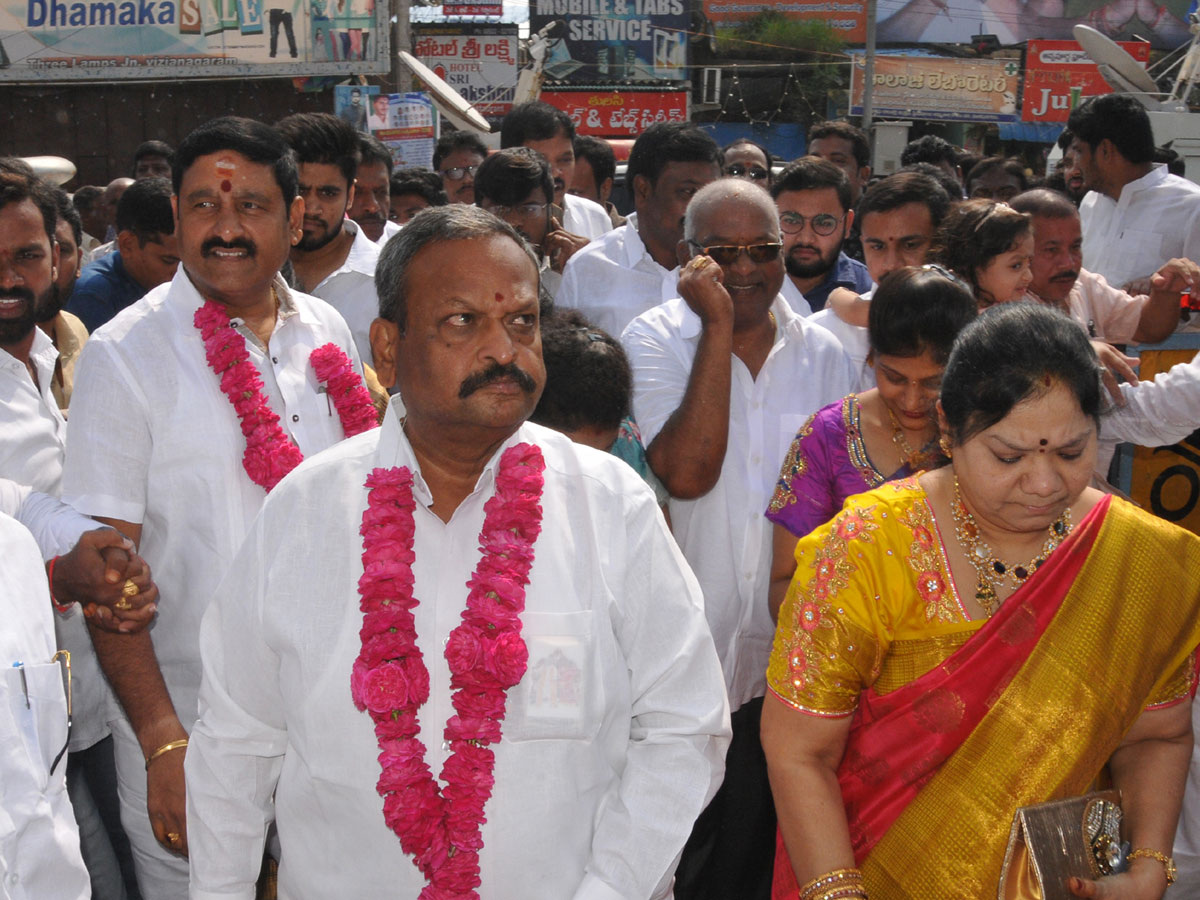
[[702, 0, 865, 44], [1021, 39, 1151, 122], [849, 54, 1021, 123], [529, 0, 688, 84], [540, 89, 687, 136], [0, 0, 387, 80], [413, 24, 518, 119]]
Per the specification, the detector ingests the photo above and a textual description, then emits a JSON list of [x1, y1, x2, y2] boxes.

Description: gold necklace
[[885, 405, 940, 470], [950, 477, 1072, 616]]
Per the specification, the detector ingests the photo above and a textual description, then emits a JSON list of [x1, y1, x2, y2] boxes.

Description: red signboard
[[1021, 39, 1151, 122], [441, 0, 503, 15], [540, 90, 688, 137]]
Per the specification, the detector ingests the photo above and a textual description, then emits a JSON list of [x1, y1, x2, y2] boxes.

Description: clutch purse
[[997, 790, 1127, 900]]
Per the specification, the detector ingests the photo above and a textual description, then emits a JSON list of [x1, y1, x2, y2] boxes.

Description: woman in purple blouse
[[766, 267, 978, 618]]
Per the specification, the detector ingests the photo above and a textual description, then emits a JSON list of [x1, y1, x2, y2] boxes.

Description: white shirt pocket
[[2, 661, 69, 792], [505, 611, 605, 742]]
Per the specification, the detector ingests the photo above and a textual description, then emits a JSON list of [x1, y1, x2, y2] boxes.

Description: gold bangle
[[1127, 848, 1177, 885], [145, 738, 189, 770], [799, 868, 864, 900]]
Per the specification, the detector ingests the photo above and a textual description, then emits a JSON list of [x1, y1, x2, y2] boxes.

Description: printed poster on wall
[[0, 0, 388, 80], [873, 0, 1191, 49], [529, 0, 688, 84]]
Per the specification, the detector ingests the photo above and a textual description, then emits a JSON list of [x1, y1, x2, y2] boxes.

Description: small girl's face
[[975, 231, 1034, 307]]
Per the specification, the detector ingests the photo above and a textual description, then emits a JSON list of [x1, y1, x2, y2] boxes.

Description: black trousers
[[674, 696, 776, 900], [268, 9, 296, 57]]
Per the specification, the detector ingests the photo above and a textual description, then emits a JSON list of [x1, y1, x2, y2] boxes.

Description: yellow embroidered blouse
[[766, 479, 1194, 717]]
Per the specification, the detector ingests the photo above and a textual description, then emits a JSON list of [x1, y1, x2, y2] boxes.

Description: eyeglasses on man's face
[[724, 163, 769, 181], [688, 240, 783, 266], [440, 165, 479, 182], [779, 211, 844, 236]]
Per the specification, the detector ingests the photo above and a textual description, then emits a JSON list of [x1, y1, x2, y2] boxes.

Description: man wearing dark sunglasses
[[623, 178, 858, 900], [432, 131, 488, 205], [770, 157, 872, 315], [720, 138, 773, 190]]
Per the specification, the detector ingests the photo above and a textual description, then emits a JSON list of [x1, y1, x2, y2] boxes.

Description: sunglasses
[[724, 164, 769, 181], [688, 240, 783, 266], [439, 165, 479, 181], [484, 202, 548, 218], [779, 211, 844, 236]]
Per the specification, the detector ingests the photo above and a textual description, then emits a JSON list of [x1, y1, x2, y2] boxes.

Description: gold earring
[[939, 436, 953, 458]]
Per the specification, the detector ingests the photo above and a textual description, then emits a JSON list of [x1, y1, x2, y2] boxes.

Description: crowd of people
[[3, 90, 1200, 900]]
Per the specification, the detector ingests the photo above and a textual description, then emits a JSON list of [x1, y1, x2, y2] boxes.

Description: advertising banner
[[0, 0, 387, 80], [413, 23, 518, 122], [1021, 38, 1151, 121], [529, 0, 688, 84], [336, 86, 436, 169], [541, 88, 687, 137], [849, 53, 1021, 123], [875, 0, 1191, 50], [701, 0, 865, 44]]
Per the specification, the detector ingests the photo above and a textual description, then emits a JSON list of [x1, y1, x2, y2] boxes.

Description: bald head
[[684, 178, 779, 244]]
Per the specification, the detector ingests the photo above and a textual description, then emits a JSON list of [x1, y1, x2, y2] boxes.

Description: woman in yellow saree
[[762, 303, 1200, 900]]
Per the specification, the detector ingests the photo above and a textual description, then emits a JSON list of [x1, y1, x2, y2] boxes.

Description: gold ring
[[114, 598, 131, 611], [166, 831, 180, 844], [122, 579, 139, 597]]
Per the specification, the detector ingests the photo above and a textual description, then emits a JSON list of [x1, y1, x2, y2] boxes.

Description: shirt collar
[[342, 219, 382, 277], [173, 267, 314, 328], [678, 292, 796, 342], [374, 400, 536, 511]]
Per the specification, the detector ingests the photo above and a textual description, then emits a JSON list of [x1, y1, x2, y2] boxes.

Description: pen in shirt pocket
[[12, 661, 29, 708]]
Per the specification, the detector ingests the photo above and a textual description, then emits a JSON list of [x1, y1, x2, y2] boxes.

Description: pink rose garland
[[352, 444, 545, 899], [194, 300, 378, 492]]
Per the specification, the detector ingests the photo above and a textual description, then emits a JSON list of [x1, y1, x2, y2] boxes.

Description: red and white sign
[[540, 90, 688, 137], [441, 0, 503, 15], [1021, 39, 1151, 122], [413, 24, 518, 119]]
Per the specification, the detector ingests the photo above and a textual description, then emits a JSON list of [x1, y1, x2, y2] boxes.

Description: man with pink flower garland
[[185, 204, 731, 900], [61, 116, 373, 900]]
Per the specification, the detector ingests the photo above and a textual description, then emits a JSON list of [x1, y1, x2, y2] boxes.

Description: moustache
[[789, 244, 820, 255], [458, 362, 537, 399], [201, 237, 257, 257], [357, 212, 386, 223], [1050, 269, 1079, 282]]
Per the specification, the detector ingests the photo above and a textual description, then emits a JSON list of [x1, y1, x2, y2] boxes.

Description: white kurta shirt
[[778, 276, 814, 318], [0, 512, 90, 900], [557, 214, 679, 339], [1080, 165, 1200, 290], [623, 296, 858, 709], [1026, 268, 1149, 344], [62, 269, 363, 729], [305, 219, 381, 366], [0, 327, 67, 497], [186, 412, 729, 900], [562, 192, 613, 242], [0, 327, 112, 751]]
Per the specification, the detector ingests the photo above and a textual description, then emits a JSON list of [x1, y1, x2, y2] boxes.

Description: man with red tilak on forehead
[[185, 204, 730, 900], [62, 116, 374, 899]]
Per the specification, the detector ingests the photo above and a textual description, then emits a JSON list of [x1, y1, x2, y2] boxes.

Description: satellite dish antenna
[[398, 50, 491, 133], [1073, 24, 1161, 96], [22, 156, 76, 185]]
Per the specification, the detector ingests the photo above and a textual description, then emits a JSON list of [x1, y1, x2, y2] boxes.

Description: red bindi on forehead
[[495, 292, 504, 303], [221, 180, 231, 193]]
